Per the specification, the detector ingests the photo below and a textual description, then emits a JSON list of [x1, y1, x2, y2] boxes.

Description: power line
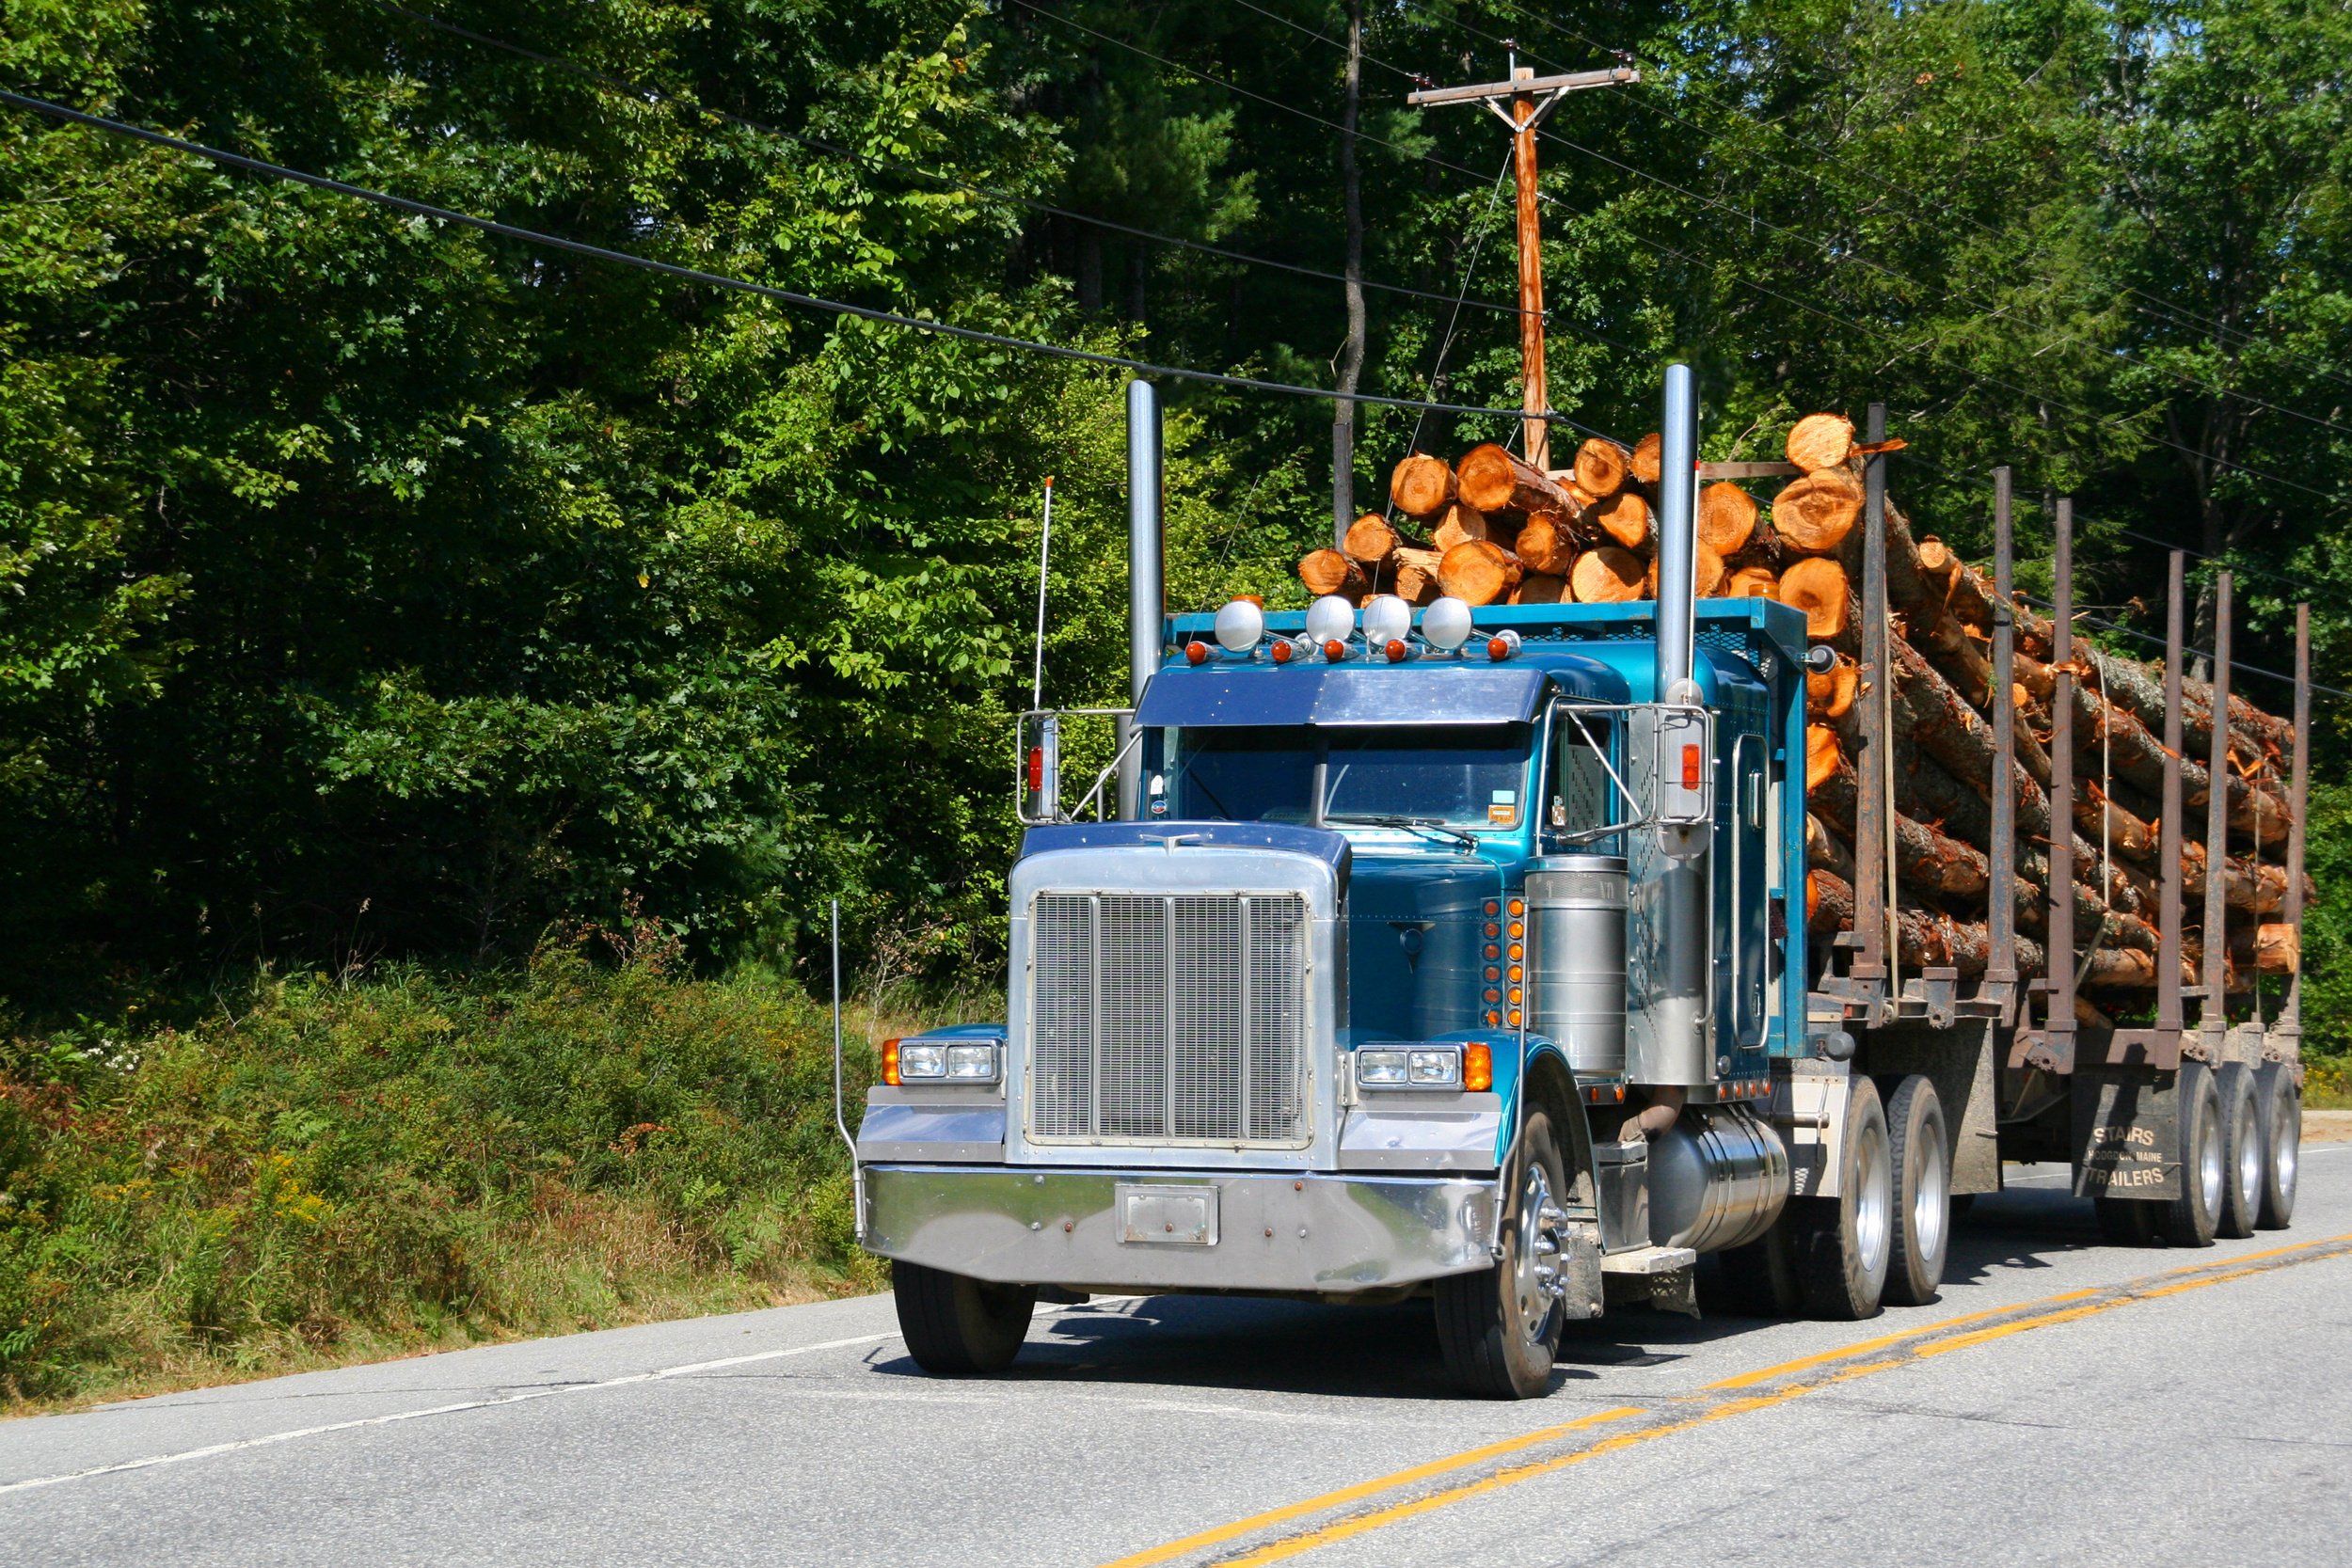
[[361, 0, 1536, 323], [1476, 0, 2352, 403], [0, 88, 1586, 427]]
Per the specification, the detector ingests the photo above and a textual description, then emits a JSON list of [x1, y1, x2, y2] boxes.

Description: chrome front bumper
[[863, 1165, 1502, 1294]]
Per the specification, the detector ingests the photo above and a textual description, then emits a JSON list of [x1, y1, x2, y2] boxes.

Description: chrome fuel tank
[[1648, 1103, 1789, 1253], [1525, 855, 1627, 1075]]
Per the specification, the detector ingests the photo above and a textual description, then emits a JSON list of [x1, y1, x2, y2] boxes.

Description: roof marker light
[[1184, 641, 1211, 665], [1422, 596, 1473, 651], [1384, 639, 1416, 663], [1323, 639, 1354, 662], [1486, 629, 1522, 662], [1305, 594, 1356, 646], [1214, 597, 1265, 653], [1270, 637, 1311, 665], [1361, 594, 1412, 648]]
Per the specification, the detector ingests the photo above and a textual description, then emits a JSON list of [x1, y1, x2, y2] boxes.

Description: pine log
[[2255, 923, 2300, 974], [1391, 546, 1445, 605], [1915, 536, 1960, 597], [1697, 482, 1759, 557], [1594, 489, 1653, 550], [1343, 513, 1406, 565], [1810, 755, 1992, 898], [1787, 413, 1857, 473], [1775, 556, 1855, 643], [1772, 467, 1865, 556], [1807, 650, 1859, 720], [1806, 815, 1855, 881], [1431, 499, 1492, 552], [1389, 452, 1456, 518], [1804, 723, 1844, 791], [1571, 546, 1646, 603], [2079, 641, 2293, 765], [1889, 631, 2056, 797], [1573, 437, 1633, 499], [1511, 574, 1566, 605], [1727, 565, 1779, 601], [1630, 432, 1663, 485], [1457, 444, 1575, 515], [1299, 549, 1367, 598], [2075, 649, 2293, 839], [1513, 511, 1582, 576], [1438, 540, 1524, 606], [1806, 868, 1852, 934]]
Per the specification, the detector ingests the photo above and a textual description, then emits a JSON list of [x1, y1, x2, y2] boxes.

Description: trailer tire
[[2215, 1063, 2262, 1241], [1436, 1110, 1567, 1400], [2253, 1060, 2300, 1229], [1789, 1075, 1891, 1321], [2160, 1061, 2224, 1248], [892, 1261, 1036, 1376], [1883, 1075, 1950, 1306]]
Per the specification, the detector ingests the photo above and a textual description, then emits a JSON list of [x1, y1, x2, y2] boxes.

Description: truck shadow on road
[[865, 1184, 2124, 1402]]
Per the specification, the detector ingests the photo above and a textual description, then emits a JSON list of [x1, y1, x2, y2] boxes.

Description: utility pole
[[1331, 0, 1365, 546], [1406, 57, 1635, 470]]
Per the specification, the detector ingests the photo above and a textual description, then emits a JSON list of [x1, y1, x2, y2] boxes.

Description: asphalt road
[[8, 1146, 2351, 1568]]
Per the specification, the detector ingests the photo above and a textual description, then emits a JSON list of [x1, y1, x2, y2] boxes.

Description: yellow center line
[[1097, 1231, 2352, 1568], [1091, 1406, 1643, 1568]]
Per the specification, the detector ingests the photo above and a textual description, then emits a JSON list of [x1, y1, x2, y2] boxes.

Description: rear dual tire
[[1789, 1075, 1893, 1321], [2254, 1060, 2301, 1229]]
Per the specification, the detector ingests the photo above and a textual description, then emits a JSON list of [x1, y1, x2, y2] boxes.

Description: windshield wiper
[[1323, 814, 1479, 851]]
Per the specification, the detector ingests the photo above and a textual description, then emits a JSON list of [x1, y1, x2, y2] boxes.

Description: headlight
[[946, 1042, 1001, 1083], [1357, 1044, 1464, 1090], [898, 1042, 947, 1080], [1408, 1048, 1461, 1085]]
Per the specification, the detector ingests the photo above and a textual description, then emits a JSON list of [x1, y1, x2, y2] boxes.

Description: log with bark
[[1513, 510, 1584, 577], [1807, 650, 1859, 720], [1806, 815, 1856, 881], [1299, 548, 1367, 598], [1431, 499, 1493, 552], [1391, 546, 1445, 604], [1630, 432, 1662, 485], [1456, 443, 1576, 516], [1343, 512, 1409, 566], [1511, 574, 1566, 605]]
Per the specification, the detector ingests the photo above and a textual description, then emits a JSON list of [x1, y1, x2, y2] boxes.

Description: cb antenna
[[1030, 476, 1056, 709]]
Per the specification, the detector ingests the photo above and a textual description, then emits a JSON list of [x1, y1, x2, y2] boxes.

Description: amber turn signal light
[[1464, 1043, 1493, 1091], [881, 1037, 902, 1086]]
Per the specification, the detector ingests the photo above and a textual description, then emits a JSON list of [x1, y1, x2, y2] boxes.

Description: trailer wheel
[[1436, 1110, 1567, 1399], [2160, 1062, 2224, 1249], [2254, 1060, 2301, 1229], [1883, 1075, 1950, 1306], [892, 1261, 1036, 1375], [1789, 1075, 1891, 1321], [2215, 1064, 2262, 1241]]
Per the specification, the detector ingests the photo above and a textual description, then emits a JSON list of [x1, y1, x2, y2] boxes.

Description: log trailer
[[843, 369, 2312, 1398]]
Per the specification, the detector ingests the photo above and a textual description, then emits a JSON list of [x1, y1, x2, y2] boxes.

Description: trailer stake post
[[2280, 603, 2311, 1048], [1849, 402, 1892, 1022], [1980, 467, 2018, 1023], [2156, 553, 2185, 1037], [2200, 572, 2234, 1051], [2048, 499, 2076, 1042]]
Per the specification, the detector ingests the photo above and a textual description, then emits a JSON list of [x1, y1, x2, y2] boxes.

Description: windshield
[[1170, 725, 1532, 829]]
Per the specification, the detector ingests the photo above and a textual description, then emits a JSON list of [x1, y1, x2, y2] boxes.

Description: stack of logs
[[1295, 413, 2309, 1017]]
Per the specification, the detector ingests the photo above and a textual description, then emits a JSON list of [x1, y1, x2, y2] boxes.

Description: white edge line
[[2, 1296, 1147, 1497]]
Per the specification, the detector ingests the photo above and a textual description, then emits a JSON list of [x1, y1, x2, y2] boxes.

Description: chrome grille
[[1026, 891, 1311, 1147]]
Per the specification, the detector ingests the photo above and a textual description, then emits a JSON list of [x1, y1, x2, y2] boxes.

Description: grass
[[0, 931, 1003, 1416]]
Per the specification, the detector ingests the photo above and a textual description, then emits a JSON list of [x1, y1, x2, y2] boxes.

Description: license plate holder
[[1117, 1183, 1219, 1246]]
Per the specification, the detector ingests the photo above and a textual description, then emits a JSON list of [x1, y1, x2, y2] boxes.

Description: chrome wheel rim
[[1511, 1161, 1564, 1346], [1914, 1130, 1948, 1263], [2275, 1103, 2299, 1203], [2197, 1101, 2224, 1217], [2234, 1101, 2263, 1216], [1855, 1121, 1892, 1276]]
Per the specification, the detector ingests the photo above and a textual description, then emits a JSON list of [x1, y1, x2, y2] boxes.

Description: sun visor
[[1136, 664, 1563, 727]]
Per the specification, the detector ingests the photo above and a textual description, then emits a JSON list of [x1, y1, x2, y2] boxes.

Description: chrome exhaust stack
[[1120, 379, 1165, 820]]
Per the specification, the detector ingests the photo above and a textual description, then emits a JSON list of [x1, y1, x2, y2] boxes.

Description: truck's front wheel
[[1436, 1110, 1568, 1400], [893, 1262, 1037, 1375]]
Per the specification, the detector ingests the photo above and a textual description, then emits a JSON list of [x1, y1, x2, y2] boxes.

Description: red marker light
[[1486, 637, 1510, 661], [1026, 747, 1044, 792], [1185, 641, 1210, 665], [1681, 743, 1703, 790], [1272, 640, 1295, 664], [1323, 639, 1348, 661], [1385, 639, 1408, 662]]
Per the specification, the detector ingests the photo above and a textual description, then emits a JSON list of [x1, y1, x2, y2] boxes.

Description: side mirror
[[1019, 712, 1062, 824]]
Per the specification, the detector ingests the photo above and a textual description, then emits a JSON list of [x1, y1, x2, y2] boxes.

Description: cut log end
[[1343, 513, 1400, 564], [1389, 452, 1456, 518], [1726, 565, 1779, 600], [1696, 482, 1758, 557], [1786, 412, 1856, 473], [1437, 539, 1523, 607], [1570, 546, 1646, 604], [1630, 432, 1662, 485], [1807, 650, 1859, 720], [1572, 436, 1631, 499], [1299, 548, 1368, 599], [1775, 556, 1852, 641], [1772, 467, 1864, 555], [1805, 724, 1844, 792], [1431, 499, 1490, 552], [1510, 574, 1566, 606], [1595, 489, 1651, 550], [1457, 442, 1575, 516]]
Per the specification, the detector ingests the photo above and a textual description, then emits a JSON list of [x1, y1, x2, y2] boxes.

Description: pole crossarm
[[1404, 66, 1637, 107]]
